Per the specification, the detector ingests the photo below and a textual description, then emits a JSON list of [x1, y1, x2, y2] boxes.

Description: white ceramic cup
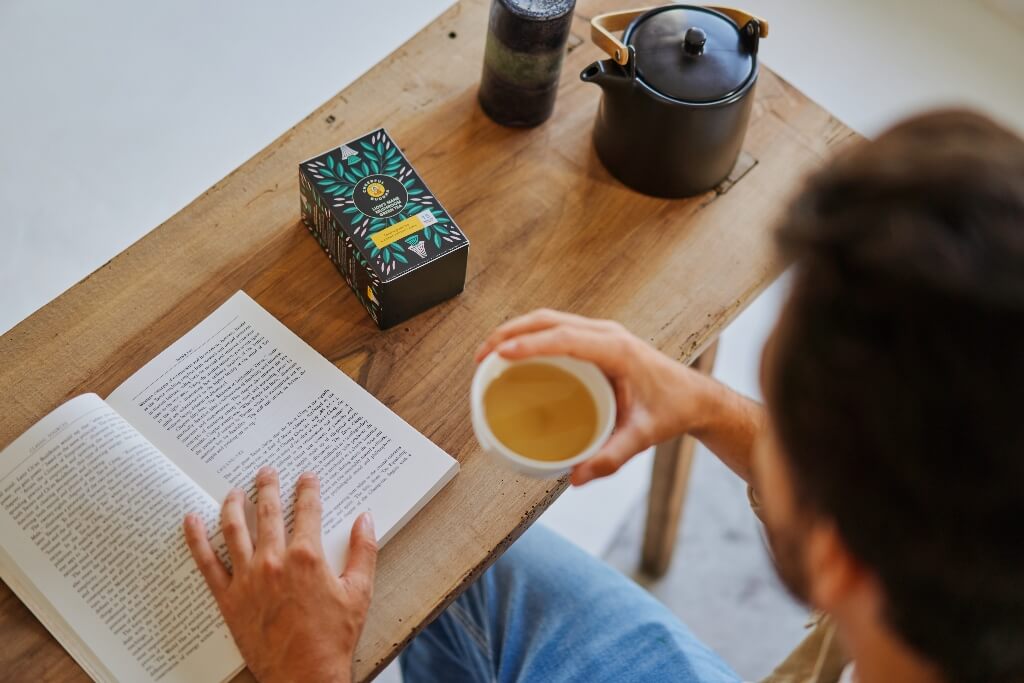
[[471, 352, 617, 478]]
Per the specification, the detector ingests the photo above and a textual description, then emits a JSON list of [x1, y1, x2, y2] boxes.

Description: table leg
[[640, 341, 719, 578]]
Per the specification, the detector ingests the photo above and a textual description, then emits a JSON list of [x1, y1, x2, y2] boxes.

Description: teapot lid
[[625, 5, 757, 103]]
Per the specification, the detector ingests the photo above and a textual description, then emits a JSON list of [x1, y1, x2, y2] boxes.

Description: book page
[[107, 291, 458, 573], [0, 394, 242, 683]]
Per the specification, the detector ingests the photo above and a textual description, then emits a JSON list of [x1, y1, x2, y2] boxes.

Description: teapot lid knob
[[682, 27, 707, 55]]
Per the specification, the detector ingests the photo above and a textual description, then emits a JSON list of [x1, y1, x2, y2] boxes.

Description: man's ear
[[804, 520, 868, 612]]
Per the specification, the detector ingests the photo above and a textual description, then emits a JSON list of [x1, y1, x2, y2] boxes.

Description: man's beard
[[764, 518, 812, 604]]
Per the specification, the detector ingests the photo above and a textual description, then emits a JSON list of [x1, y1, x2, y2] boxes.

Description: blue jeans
[[400, 524, 740, 683]]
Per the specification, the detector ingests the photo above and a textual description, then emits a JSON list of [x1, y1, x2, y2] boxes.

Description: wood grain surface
[[0, 0, 857, 680]]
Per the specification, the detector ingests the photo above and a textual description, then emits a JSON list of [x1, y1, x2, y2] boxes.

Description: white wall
[[751, 0, 1024, 136], [0, 0, 455, 336]]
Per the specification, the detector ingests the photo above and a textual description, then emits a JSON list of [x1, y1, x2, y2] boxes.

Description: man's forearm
[[686, 374, 766, 485]]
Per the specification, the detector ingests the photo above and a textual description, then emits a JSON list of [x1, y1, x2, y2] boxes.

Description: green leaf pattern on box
[[305, 131, 465, 277]]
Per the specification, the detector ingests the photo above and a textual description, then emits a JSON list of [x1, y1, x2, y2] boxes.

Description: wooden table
[[0, 0, 856, 679]]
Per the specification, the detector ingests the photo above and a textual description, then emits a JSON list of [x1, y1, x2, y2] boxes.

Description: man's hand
[[184, 466, 377, 683], [476, 309, 722, 485]]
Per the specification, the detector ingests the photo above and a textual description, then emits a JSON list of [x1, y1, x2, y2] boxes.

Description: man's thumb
[[570, 427, 645, 485]]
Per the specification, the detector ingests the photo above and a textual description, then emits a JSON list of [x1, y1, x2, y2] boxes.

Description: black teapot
[[581, 5, 768, 198]]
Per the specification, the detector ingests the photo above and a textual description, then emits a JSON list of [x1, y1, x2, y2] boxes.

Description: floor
[[1, 0, 1021, 681]]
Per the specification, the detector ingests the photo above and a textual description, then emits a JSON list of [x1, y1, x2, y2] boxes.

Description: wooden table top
[[0, 0, 856, 680]]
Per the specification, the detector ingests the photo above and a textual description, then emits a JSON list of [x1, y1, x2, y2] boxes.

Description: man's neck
[[842, 620, 945, 683]]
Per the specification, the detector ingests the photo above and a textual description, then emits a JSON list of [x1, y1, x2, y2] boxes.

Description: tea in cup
[[471, 354, 616, 478]]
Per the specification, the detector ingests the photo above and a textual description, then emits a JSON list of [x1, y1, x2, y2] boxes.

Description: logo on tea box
[[353, 174, 408, 219]]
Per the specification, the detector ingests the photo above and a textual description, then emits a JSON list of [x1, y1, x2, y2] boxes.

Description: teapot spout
[[580, 59, 631, 91]]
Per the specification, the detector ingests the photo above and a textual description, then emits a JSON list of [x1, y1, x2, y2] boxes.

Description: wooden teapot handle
[[591, 5, 770, 66]]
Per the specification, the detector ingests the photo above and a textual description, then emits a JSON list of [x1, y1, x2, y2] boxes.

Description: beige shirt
[[747, 487, 850, 683], [760, 615, 848, 683]]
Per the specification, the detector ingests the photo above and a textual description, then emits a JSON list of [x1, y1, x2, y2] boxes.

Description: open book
[[0, 291, 459, 683]]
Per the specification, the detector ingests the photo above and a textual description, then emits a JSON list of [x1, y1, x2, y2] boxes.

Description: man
[[184, 109, 1024, 683]]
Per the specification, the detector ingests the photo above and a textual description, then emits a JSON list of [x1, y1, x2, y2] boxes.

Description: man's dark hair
[[768, 110, 1024, 683]]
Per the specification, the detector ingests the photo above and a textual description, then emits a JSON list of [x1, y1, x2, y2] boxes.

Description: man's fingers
[[475, 310, 617, 362], [221, 488, 253, 568], [495, 326, 630, 377], [292, 472, 324, 546], [570, 427, 648, 486], [254, 466, 285, 554], [475, 309, 562, 362], [343, 512, 378, 601], [183, 514, 230, 595]]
